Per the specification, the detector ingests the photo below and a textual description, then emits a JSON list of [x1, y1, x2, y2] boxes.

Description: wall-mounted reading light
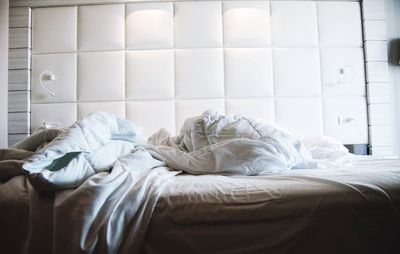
[[34, 121, 62, 133], [39, 71, 56, 97], [338, 116, 355, 125], [337, 65, 355, 85]]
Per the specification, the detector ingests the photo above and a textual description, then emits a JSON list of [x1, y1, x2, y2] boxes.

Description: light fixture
[[39, 71, 56, 97], [337, 65, 355, 85], [338, 116, 355, 125], [34, 121, 62, 133]]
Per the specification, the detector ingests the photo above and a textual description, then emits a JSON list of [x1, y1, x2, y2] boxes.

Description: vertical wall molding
[[0, 0, 9, 148], [362, 0, 393, 156], [8, 7, 31, 146]]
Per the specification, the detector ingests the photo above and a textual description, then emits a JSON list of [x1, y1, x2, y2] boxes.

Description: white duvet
[[20, 111, 353, 254], [147, 110, 317, 175], [22, 113, 178, 254]]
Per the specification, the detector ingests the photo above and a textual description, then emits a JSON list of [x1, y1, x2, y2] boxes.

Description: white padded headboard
[[30, 1, 368, 143]]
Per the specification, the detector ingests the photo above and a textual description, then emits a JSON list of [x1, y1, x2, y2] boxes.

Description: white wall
[[0, 0, 9, 147], [386, 0, 400, 156]]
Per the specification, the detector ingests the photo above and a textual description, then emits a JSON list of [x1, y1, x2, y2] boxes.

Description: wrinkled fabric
[[23, 112, 142, 190], [12, 128, 63, 152], [17, 112, 178, 254], [52, 149, 177, 254], [142, 157, 400, 254], [0, 176, 32, 254], [2, 111, 362, 254], [302, 136, 355, 167], [0, 148, 34, 181], [148, 110, 316, 175], [0, 130, 62, 182]]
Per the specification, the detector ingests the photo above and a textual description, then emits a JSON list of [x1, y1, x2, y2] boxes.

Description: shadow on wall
[[388, 38, 400, 66]]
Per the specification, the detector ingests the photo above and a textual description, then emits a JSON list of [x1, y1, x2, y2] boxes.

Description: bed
[[2, 157, 400, 254], [1, 112, 400, 254], [3, 0, 399, 253], [144, 159, 400, 254]]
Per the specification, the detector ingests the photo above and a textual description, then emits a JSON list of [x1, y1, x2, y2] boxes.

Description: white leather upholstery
[[175, 49, 224, 98], [32, 7, 77, 53], [126, 50, 174, 100], [78, 4, 125, 51], [31, 103, 77, 130], [320, 48, 366, 96], [275, 98, 324, 137], [226, 98, 275, 122], [126, 3, 173, 49], [77, 51, 125, 101], [223, 1, 271, 47], [31, 53, 77, 103], [271, 2, 319, 46], [30, 1, 368, 144], [273, 48, 321, 96], [225, 48, 273, 97], [323, 97, 368, 144], [175, 2, 223, 48], [318, 2, 362, 47], [78, 102, 125, 119]]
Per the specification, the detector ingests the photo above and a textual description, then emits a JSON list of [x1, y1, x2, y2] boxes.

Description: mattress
[[142, 158, 400, 254], [1, 157, 400, 254]]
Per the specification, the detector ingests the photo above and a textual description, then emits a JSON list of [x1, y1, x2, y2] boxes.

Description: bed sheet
[[142, 158, 400, 254], [2, 158, 400, 254]]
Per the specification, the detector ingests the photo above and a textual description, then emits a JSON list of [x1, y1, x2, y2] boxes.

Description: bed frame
[[7, 0, 392, 156]]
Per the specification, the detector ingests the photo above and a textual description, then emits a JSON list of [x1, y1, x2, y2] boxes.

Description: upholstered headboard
[[28, 1, 368, 143]]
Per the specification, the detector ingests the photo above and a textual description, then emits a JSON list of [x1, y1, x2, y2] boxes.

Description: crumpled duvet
[[20, 112, 178, 254], [147, 110, 316, 175], [1, 111, 354, 254], [23, 112, 143, 190]]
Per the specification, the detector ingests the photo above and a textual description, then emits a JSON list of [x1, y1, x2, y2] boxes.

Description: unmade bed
[[3, 0, 398, 253], [144, 159, 400, 254], [1, 158, 400, 254], [1, 112, 400, 254]]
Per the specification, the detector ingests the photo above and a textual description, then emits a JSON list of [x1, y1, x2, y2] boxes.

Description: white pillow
[[302, 136, 348, 153], [301, 136, 354, 167]]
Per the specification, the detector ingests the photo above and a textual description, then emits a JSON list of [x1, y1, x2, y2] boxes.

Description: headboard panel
[[30, 1, 368, 142]]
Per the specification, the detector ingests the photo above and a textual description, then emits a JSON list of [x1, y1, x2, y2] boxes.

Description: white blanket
[[23, 112, 144, 190], [147, 110, 316, 175], [22, 112, 177, 254], [20, 111, 352, 254]]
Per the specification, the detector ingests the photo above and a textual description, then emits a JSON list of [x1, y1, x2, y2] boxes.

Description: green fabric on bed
[[44, 152, 81, 171]]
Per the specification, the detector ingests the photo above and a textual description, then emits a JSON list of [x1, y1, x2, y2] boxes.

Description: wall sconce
[[337, 65, 355, 85], [39, 71, 56, 97], [338, 116, 355, 125], [34, 121, 62, 133]]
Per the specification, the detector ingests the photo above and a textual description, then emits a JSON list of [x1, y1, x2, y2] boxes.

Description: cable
[[39, 71, 56, 97]]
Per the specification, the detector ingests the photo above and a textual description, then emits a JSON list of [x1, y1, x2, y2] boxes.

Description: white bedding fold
[[20, 112, 177, 254], [148, 110, 316, 175], [17, 111, 355, 254], [23, 112, 142, 190], [52, 149, 177, 254]]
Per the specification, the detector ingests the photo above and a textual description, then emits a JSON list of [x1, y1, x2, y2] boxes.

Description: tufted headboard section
[[30, 1, 368, 143]]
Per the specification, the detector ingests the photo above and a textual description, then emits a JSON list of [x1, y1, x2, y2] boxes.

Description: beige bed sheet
[[142, 158, 400, 254], [1, 158, 400, 254]]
